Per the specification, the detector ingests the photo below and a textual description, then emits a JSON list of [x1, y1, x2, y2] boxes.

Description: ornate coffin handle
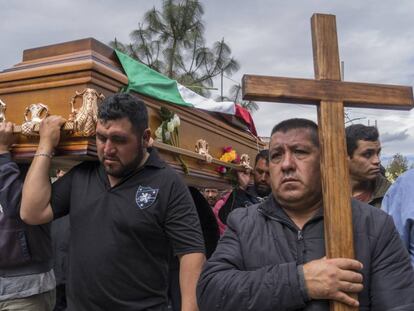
[[67, 88, 105, 136], [0, 99, 6, 122], [240, 153, 253, 170], [21, 103, 49, 136], [24, 103, 49, 123], [195, 139, 213, 163]]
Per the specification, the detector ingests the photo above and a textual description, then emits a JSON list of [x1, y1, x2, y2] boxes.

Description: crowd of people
[[1, 93, 413, 311]]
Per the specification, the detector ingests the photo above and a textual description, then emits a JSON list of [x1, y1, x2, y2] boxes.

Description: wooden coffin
[[0, 38, 265, 189]]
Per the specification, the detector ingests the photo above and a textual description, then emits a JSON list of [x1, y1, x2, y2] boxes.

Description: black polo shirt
[[51, 149, 205, 311]]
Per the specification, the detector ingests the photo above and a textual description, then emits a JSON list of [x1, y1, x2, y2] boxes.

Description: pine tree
[[110, 0, 239, 96]]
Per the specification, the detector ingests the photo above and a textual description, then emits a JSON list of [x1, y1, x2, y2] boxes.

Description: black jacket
[[189, 187, 219, 258], [0, 153, 52, 276], [197, 197, 414, 311], [369, 174, 391, 208], [218, 185, 263, 225]]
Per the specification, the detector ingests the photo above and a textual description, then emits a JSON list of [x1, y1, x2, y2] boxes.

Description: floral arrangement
[[217, 146, 240, 175], [220, 147, 237, 163], [154, 107, 188, 174], [155, 107, 181, 145]]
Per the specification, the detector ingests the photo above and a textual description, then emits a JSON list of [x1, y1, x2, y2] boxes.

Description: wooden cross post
[[243, 13, 413, 311]]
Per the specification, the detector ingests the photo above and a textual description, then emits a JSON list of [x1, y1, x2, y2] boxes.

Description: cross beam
[[243, 76, 413, 109], [243, 13, 413, 311]]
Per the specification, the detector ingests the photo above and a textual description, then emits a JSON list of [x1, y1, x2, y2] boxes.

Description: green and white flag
[[115, 50, 236, 115]]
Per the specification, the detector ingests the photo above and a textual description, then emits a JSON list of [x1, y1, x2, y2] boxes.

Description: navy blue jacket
[[0, 153, 52, 276]]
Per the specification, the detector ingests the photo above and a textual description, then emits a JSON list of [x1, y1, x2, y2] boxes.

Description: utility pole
[[220, 71, 224, 101]]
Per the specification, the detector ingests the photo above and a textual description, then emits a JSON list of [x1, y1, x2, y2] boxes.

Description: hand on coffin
[[236, 169, 252, 191], [0, 121, 15, 153], [303, 257, 363, 307], [38, 116, 66, 152]]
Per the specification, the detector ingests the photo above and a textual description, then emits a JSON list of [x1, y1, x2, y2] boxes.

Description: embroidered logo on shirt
[[135, 186, 159, 209]]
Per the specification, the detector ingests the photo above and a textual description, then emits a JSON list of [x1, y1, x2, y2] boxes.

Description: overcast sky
[[1, 0, 414, 162]]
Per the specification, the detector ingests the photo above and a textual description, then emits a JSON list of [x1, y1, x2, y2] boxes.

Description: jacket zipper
[[258, 208, 314, 264]]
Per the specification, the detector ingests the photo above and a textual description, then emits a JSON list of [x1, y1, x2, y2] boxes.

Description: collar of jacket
[[258, 196, 324, 229], [246, 184, 270, 200], [371, 174, 391, 202], [244, 185, 260, 198]]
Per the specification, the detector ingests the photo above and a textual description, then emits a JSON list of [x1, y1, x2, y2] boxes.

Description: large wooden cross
[[243, 13, 413, 311]]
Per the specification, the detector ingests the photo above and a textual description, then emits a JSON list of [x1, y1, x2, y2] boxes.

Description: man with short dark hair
[[20, 93, 205, 311], [201, 188, 219, 208], [197, 118, 414, 310], [345, 124, 390, 208], [217, 149, 271, 225]]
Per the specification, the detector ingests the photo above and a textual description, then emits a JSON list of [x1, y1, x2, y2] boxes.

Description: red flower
[[234, 155, 241, 164], [223, 146, 233, 153]]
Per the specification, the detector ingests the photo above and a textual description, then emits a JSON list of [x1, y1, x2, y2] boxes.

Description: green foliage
[[216, 84, 259, 113], [110, 0, 240, 96], [229, 84, 259, 113], [159, 106, 174, 121], [386, 153, 409, 182]]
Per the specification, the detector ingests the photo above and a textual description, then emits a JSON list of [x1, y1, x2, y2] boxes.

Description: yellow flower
[[220, 150, 237, 163], [220, 153, 230, 162], [228, 150, 237, 162]]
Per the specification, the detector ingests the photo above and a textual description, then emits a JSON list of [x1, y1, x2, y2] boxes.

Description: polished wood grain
[[242, 75, 413, 109], [312, 14, 357, 311], [21, 38, 118, 63], [0, 38, 264, 188]]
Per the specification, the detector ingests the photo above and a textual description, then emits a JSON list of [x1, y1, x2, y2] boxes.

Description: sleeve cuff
[[174, 247, 206, 257], [297, 264, 311, 302]]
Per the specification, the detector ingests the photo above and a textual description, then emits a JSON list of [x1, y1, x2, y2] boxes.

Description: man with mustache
[[346, 124, 391, 208], [20, 93, 205, 311], [197, 118, 414, 310], [201, 188, 219, 208]]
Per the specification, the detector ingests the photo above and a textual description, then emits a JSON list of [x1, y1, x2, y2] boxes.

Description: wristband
[[33, 152, 53, 159]]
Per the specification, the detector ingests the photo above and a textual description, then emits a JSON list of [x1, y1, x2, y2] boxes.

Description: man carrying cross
[[197, 118, 414, 311], [232, 13, 414, 311]]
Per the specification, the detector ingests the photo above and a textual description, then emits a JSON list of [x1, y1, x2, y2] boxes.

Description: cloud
[[1, 0, 414, 158], [381, 129, 410, 143]]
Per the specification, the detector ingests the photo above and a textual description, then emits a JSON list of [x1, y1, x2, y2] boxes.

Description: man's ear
[[142, 128, 152, 148]]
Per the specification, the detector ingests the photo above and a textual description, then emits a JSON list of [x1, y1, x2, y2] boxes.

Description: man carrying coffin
[[20, 93, 205, 311]]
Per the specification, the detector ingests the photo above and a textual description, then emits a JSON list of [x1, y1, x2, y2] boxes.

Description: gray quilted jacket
[[197, 197, 414, 311]]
